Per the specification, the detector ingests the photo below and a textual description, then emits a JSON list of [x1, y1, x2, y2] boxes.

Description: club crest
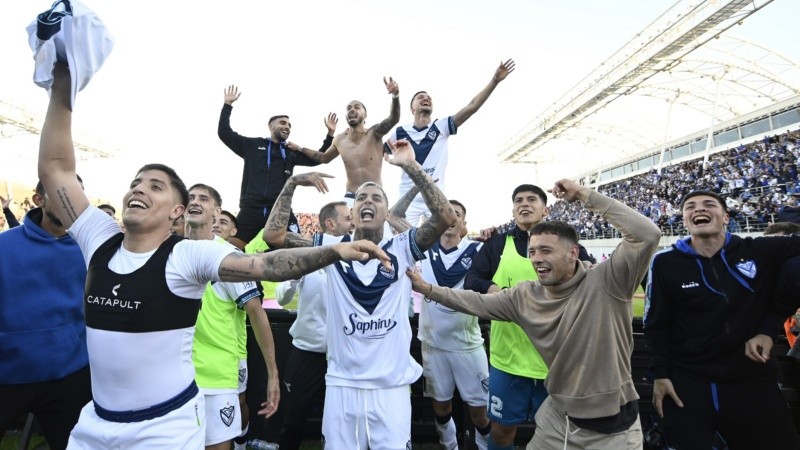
[[736, 260, 757, 279], [220, 405, 235, 427], [460, 257, 472, 270], [379, 263, 396, 279]]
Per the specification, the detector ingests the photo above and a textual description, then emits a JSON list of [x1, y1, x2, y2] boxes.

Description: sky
[[1, 0, 798, 229]]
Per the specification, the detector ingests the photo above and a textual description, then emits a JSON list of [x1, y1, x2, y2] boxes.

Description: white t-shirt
[[389, 116, 457, 213], [69, 206, 235, 411], [317, 230, 425, 389], [280, 269, 328, 353], [418, 239, 484, 351]]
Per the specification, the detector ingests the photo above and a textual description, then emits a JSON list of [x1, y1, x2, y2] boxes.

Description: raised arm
[[452, 59, 515, 128], [263, 172, 333, 249], [217, 85, 250, 157], [38, 63, 90, 229], [551, 178, 661, 298], [387, 184, 421, 233], [371, 77, 401, 138], [385, 140, 456, 251], [1, 195, 20, 229], [218, 240, 390, 282]]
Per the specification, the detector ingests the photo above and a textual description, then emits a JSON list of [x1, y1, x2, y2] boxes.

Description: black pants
[[236, 206, 299, 245], [278, 346, 327, 450], [0, 365, 91, 450], [662, 369, 798, 450]]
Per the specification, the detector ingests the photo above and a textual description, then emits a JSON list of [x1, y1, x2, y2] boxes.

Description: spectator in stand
[[541, 129, 800, 236], [777, 194, 800, 224]]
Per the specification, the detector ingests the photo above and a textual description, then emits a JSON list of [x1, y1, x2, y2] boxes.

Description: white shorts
[[237, 358, 248, 394], [204, 392, 241, 445], [421, 342, 489, 407], [404, 203, 431, 229], [322, 385, 411, 450], [67, 392, 204, 449]]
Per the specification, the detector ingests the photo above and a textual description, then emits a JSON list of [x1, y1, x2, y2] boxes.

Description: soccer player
[[264, 139, 457, 449], [38, 62, 390, 449], [292, 77, 400, 205], [408, 178, 662, 449], [386, 59, 515, 226], [184, 183, 280, 450]]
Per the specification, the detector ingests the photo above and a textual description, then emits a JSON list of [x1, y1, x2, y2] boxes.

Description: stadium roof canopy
[[498, 0, 800, 177]]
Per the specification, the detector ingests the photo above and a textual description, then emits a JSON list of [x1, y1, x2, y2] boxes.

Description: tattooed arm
[[387, 184, 421, 233], [218, 240, 391, 282], [385, 140, 456, 252], [38, 63, 90, 228], [371, 77, 401, 138], [263, 172, 333, 249], [294, 138, 340, 164]]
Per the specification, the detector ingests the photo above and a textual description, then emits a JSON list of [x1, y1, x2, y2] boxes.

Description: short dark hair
[[411, 91, 427, 109], [268, 115, 289, 125], [319, 201, 348, 233], [98, 204, 116, 215], [219, 210, 238, 228], [764, 222, 800, 236], [531, 221, 579, 246], [512, 184, 548, 205], [136, 164, 189, 207], [354, 182, 389, 204], [449, 199, 466, 217], [188, 183, 222, 207], [35, 174, 84, 196], [680, 190, 727, 213], [349, 101, 367, 116]]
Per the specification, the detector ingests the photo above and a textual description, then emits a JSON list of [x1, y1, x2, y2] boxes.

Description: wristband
[[391, 93, 399, 99]]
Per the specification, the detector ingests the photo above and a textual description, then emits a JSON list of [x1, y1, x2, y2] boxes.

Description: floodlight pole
[[657, 94, 679, 175], [703, 69, 727, 167]]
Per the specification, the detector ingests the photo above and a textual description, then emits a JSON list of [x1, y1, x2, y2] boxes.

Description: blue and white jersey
[[418, 239, 484, 351], [316, 229, 425, 389], [388, 117, 457, 213]]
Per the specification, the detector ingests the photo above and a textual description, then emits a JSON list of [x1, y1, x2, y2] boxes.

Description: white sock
[[435, 417, 458, 449], [475, 428, 489, 450]]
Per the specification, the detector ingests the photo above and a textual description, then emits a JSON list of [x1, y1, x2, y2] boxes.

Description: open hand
[[224, 85, 241, 105], [493, 59, 516, 82]]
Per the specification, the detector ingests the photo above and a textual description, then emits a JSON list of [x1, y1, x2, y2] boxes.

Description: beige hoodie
[[426, 191, 661, 419]]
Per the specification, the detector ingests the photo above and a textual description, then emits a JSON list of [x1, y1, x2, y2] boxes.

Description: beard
[[44, 209, 64, 228]]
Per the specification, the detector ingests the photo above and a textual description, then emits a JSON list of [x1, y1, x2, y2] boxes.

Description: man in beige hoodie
[[407, 178, 661, 449]]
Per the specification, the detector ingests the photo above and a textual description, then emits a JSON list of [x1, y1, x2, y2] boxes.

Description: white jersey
[[288, 269, 328, 353], [316, 230, 425, 389], [418, 239, 484, 351], [69, 206, 235, 411], [389, 116, 457, 214]]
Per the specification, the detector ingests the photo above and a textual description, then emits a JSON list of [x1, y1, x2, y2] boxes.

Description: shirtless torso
[[334, 128, 386, 193], [296, 77, 400, 195]]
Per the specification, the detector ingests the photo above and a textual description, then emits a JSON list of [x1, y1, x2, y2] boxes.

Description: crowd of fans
[[544, 129, 800, 239], [5, 130, 800, 240]]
